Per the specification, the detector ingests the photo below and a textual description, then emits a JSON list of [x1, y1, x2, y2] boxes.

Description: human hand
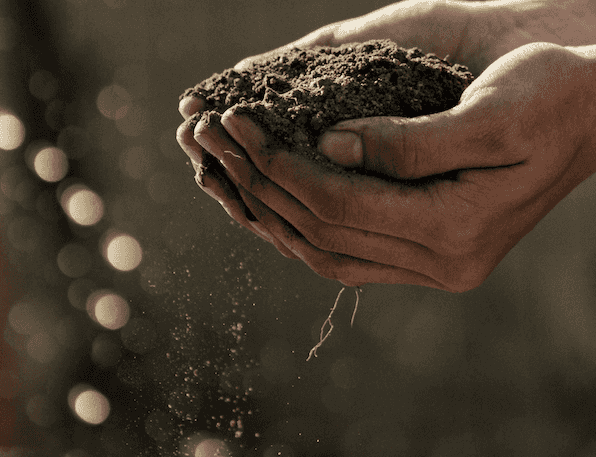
[[235, 0, 596, 77], [189, 42, 596, 291]]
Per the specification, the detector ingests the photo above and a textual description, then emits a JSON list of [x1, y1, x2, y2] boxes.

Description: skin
[[177, 0, 596, 292]]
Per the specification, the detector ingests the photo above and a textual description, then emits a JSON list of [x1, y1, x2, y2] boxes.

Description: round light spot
[[119, 145, 155, 180], [96, 85, 130, 120], [26, 394, 58, 428], [115, 104, 148, 137], [29, 70, 58, 102], [194, 438, 232, 457], [86, 290, 130, 330], [178, 432, 233, 457], [102, 232, 142, 271], [91, 333, 122, 368], [68, 385, 110, 425], [57, 243, 92, 278], [8, 298, 55, 335], [33, 147, 68, 182], [0, 113, 25, 150], [27, 332, 59, 364], [60, 184, 104, 226]]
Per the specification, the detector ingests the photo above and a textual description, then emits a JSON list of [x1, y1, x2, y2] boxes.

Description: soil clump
[[181, 39, 474, 175]]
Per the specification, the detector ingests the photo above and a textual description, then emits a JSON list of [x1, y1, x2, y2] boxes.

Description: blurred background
[[3, 0, 596, 456]]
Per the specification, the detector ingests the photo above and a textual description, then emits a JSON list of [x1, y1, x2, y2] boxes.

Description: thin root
[[224, 150, 244, 160], [306, 286, 361, 361]]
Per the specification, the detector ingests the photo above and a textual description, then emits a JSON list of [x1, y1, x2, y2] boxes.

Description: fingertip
[[318, 130, 363, 167], [178, 95, 206, 120], [221, 109, 266, 152], [233, 58, 252, 71]]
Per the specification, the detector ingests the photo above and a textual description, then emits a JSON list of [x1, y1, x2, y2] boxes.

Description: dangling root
[[306, 286, 360, 361]]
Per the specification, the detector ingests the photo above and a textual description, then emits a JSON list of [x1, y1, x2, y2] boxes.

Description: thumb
[[317, 106, 519, 179]]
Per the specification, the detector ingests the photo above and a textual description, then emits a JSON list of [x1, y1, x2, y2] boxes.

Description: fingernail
[[319, 131, 363, 167]]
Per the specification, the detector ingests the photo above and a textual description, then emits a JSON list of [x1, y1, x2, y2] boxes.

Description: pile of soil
[[180, 39, 474, 174]]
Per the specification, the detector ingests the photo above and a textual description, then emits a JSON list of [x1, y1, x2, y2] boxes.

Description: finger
[[178, 94, 206, 120], [176, 114, 207, 164], [191, 113, 300, 260], [221, 110, 442, 244], [237, 185, 452, 291], [218, 111, 452, 279], [198, 158, 299, 260], [319, 99, 527, 180]]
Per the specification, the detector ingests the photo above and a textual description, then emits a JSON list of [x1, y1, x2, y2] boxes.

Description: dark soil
[[180, 39, 474, 175]]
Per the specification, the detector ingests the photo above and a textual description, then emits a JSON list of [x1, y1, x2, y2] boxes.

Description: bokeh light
[[57, 243, 92, 278], [0, 112, 25, 150], [86, 290, 130, 330], [60, 184, 104, 226], [26, 332, 59, 364], [178, 432, 233, 457], [8, 298, 56, 335], [33, 146, 69, 182], [102, 232, 142, 271], [114, 104, 148, 137], [29, 70, 58, 101], [119, 145, 155, 180], [96, 85, 130, 120], [26, 394, 58, 428], [68, 384, 111, 425]]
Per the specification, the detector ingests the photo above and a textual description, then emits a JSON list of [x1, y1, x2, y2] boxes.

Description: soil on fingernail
[[180, 39, 473, 177]]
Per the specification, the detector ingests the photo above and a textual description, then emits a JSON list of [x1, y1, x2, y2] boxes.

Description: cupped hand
[[176, 0, 596, 289], [189, 42, 596, 291]]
